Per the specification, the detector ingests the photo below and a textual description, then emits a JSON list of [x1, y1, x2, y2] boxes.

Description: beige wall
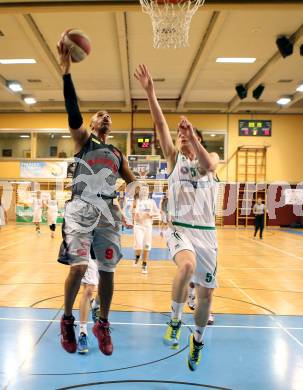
[[0, 112, 302, 183]]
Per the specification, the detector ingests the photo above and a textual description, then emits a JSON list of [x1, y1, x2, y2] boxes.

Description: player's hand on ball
[[57, 40, 72, 75]]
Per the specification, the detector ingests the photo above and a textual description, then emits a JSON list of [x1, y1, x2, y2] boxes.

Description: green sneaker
[[163, 319, 182, 349], [187, 334, 204, 371]]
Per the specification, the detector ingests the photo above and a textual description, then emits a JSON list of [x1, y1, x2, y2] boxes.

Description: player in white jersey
[[32, 191, 43, 234], [0, 198, 7, 230], [77, 256, 99, 354], [132, 185, 159, 274], [135, 64, 219, 371], [47, 191, 59, 238]]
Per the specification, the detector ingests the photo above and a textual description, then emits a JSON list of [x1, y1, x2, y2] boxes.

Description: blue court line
[[279, 228, 303, 236]]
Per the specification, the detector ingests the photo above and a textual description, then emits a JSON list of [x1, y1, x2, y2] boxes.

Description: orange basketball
[[61, 29, 91, 63]]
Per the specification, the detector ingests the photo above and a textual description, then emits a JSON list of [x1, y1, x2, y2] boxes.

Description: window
[[107, 133, 127, 155], [0, 132, 31, 158], [202, 132, 226, 161], [36, 133, 74, 158]]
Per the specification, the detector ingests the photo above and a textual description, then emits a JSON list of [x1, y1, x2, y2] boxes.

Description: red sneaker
[[60, 315, 77, 353], [93, 320, 113, 355]]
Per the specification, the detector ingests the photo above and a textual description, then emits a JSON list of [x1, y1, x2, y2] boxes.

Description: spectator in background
[[253, 198, 265, 239]]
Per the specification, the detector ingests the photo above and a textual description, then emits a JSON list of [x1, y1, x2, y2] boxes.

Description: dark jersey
[[72, 134, 123, 199]]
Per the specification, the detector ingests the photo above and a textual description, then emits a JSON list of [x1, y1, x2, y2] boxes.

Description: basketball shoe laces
[[63, 320, 76, 342], [192, 340, 203, 361], [168, 319, 181, 338], [100, 322, 112, 343]]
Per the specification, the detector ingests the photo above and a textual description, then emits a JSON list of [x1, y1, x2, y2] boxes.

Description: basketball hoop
[[140, 0, 206, 49]]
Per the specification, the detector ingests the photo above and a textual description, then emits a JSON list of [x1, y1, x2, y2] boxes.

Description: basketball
[[61, 29, 91, 63]]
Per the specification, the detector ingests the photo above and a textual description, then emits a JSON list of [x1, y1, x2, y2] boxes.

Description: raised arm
[[57, 41, 89, 152], [180, 117, 219, 172], [119, 156, 137, 184], [134, 64, 176, 167]]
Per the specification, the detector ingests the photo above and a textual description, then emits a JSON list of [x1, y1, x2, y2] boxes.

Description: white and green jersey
[[168, 153, 219, 230]]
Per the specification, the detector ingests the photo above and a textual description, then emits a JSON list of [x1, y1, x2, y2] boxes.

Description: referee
[[253, 198, 265, 239]]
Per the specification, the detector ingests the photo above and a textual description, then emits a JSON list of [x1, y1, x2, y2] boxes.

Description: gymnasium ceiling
[[0, 1, 303, 114]]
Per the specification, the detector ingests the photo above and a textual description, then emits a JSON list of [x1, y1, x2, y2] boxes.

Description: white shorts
[[164, 225, 218, 288], [134, 224, 152, 251], [33, 209, 42, 223], [81, 257, 99, 286], [48, 211, 58, 225]]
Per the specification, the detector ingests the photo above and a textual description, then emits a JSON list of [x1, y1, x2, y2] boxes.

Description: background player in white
[[132, 185, 159, 273], [32, 191, 43, 234], [47, 191, 59, 238], [77, 257, 99, 354], [135, 64, 219, 371], [0, 198, 7, 230]]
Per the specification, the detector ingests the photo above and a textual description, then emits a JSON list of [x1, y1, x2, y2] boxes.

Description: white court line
[[0, 316, 302, 330], [1, 261, 302, 272], [242, 235, 303, 262], [229, 279, 303, 349]]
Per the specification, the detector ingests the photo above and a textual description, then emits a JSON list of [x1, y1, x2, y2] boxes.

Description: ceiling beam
[[1, 1, 303, 14], [115, 12, 131, 111], [275, 88, 303, 113], [177, 11, 227, 111], [15, 14, 62, 83], [0, 74, 31, 111], [228, 23, 303, 113]]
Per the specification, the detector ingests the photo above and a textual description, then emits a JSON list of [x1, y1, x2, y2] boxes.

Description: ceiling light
[[277, 97, 291, 105], [253, 84, 265, 100], [296, 84, 303, 92], [20, 135, 30, 138], [235, 84, 247, 100], [61, 135, 71, 138], [216, 58, 256, 64], [7, 81, 23, 92], [210, 134, 216, 137], [0, 59, 36, 64], [107, 135, 114, 139], [10, 181, 31, 184], [276, 36, 293, 58], [23, 95, 37, 105]]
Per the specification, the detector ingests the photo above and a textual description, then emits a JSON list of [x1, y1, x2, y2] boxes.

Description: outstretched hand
[[134, 64, 154, 93], [57, 39, 72, 75]]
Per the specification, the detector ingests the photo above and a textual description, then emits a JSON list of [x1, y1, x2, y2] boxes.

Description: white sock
[[79, 323, 87, 335], [194, 326, 206, 343], [91, 299, 99, 309], [171, 301, 184, 321]]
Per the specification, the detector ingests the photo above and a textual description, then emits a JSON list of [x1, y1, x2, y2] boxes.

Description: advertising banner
[[20, 161, 68, 179]]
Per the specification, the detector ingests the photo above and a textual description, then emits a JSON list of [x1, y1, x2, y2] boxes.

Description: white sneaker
[[142, 265, 148, 274], [187, 295, 196, 311], [207, 313, 214, 325]]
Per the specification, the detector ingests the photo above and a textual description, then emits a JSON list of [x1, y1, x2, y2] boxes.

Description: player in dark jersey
[[57, 42, 136, 356]]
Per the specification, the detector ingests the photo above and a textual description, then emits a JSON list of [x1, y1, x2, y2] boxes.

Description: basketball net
[[140, 0, 205, 49]]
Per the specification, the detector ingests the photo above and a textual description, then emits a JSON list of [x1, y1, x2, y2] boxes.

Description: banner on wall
[[20, 161, 68, 179], [284, 189, 303, 205]]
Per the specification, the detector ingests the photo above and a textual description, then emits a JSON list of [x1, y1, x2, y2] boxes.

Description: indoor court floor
[[0, 225, 303, 389]]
